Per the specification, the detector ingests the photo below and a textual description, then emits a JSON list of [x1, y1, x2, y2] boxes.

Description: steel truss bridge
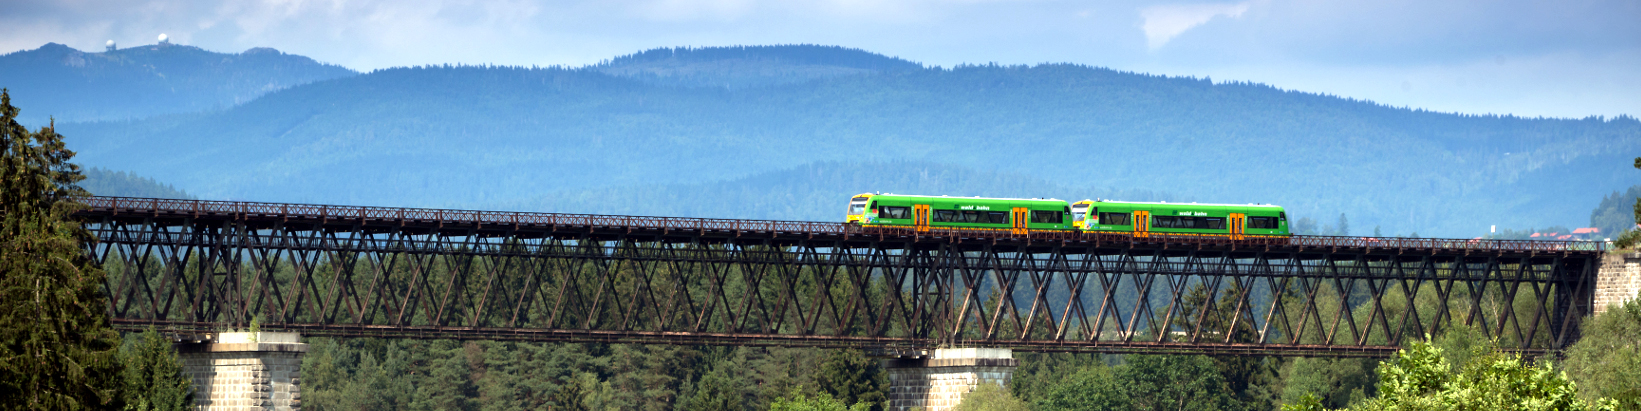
[[77, 196, 1605, 357]]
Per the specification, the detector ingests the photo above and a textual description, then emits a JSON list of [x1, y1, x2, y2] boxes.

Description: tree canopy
[[0, 88, 125, 409]]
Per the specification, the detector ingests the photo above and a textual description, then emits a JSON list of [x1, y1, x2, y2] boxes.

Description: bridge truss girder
[[86, 216, 1596, 357]]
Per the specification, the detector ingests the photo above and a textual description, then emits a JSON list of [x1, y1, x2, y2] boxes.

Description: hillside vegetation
[[44, 45, 1641, 237], [502, 160, 1183, 220], [0, 43, 356, 123]]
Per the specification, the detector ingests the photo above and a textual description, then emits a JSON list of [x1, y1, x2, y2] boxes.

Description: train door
[[1011, 207, 1028, 235], [1229, 213, 1246, 240], [1133, 210, 1151, 238], [914, 204, 931, 232]]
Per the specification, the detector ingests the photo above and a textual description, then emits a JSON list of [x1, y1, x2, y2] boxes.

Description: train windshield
[[1071, 204, 1088, 222], [849, 197, 869, 215]]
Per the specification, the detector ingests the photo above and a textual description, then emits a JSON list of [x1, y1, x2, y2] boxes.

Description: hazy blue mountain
[[594, 45, 922, 89], [497, 160, 1185, 220], [0, 42, 356, 124], [82, 167, 194, 199], [1589, 185, 1641, 237], [50, 45, 1641, 237]]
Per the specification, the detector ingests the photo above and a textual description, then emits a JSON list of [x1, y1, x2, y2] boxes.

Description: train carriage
[[846, 193, 1073, 233], [1075, 200, 1290, 238]]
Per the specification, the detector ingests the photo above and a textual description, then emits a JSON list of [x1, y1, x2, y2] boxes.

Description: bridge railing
[[76, 196, 1605, 252]]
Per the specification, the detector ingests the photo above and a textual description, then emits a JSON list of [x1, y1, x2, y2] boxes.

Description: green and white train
[[846, 193, 1289, 238]]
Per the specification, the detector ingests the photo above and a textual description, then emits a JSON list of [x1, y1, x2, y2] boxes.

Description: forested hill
[[594, 45, 922, 89], [53, 45, 1641, 237], [0, 42, 356, 124]]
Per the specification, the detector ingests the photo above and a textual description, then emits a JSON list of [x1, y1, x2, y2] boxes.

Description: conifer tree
[[0, 89, 125, 410], [119, 328, 192, 411], [815, 349, 887, 411]]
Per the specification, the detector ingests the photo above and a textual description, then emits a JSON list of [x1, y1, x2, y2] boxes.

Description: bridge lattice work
[[78, 197, 1604, 357]]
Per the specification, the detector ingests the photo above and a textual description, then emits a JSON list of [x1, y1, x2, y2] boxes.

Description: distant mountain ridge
[[42, 44, 1641, 237], [0, 42, 356, 124], [594, 45, 922, 89]]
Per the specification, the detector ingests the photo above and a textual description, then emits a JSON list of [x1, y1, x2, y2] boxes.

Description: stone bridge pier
[[175, 332, 306, 411], [884, 348, 1018, 411], [1597, 251, 1641, 315]]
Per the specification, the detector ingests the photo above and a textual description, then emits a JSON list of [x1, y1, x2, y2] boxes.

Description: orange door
[[1134, 210, 1151, 238], [914, 204, 931, 232], [1011, 207, 1028, 235], [1229, 213, 1246, 240]]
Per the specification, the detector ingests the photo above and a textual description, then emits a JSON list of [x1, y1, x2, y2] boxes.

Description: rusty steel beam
[[76, 196, 1603, 357]]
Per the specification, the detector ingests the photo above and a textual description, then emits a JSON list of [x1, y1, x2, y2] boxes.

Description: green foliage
[[0, 88, 125, 409], [118, 329, 191, 411], [1118, 355, 1239, 411], [768, 390, 870, 411], [681, 364, 741, 411], [1005, 352, 1108, 404], [1348, 337, 1614, 411], [1032, 363, 1129, 411], [1282, 393, 1327, 411], [296, 337, 837, 411], [952, 383, 1029, 411], [815, 349, 887, 411], [1565, 291, 1641, 409], [1278, 357, 1376, 409]]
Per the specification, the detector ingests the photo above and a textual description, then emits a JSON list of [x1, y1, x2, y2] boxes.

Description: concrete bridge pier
[[175, 332, 306, 411], [884, 348, 1018, 411]]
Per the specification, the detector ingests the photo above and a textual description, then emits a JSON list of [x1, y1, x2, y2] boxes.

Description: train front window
[[1072, 205, 1088, 222], [849, 196, 869, 215]]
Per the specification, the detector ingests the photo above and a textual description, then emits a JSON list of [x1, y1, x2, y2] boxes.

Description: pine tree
[[0, 89, 126, 410], [119, 328, 192, 411], [815, 349, 887, 411]]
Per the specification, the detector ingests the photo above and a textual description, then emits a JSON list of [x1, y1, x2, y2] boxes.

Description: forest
[[32, 44, 1639, 238]]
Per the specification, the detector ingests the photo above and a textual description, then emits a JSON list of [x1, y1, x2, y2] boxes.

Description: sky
[[3, 0, 1638, 119]]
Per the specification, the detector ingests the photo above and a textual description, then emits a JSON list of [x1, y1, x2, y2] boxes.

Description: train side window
[[1099, 212, 1131, 226], [1206, 217, 1224, 229], [1155, 216, 1173, 228], [933, 210, 957, 223], [987, 211, 1009, 224], [1248, 217, 1275, 229], [1030, 210, 1061, 224], [881, 206, 910, 219], [961, 210, 982, 223]]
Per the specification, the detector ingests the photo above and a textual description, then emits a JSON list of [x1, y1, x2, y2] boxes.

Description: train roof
[[853, 193, 1066, 202], [1075, 199, 1286, 209]]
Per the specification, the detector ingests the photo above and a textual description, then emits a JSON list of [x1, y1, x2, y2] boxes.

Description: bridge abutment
[[176, 332, 306, 411], [884, 348, 1017, 411], [1596, 252, 1641, 315]]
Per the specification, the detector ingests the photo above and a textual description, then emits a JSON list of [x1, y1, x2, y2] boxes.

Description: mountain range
[[5, 43, 1637, 237], [1, 42, 354, 123]]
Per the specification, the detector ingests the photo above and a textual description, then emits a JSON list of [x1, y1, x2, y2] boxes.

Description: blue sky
[[3, 0, 1638, 118]]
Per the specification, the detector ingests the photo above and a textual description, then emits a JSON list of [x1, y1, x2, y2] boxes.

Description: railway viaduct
[[73, 196, 1619, 411]]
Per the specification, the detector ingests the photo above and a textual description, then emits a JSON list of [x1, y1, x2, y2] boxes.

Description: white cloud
[[1140, 1, 1251, 50]]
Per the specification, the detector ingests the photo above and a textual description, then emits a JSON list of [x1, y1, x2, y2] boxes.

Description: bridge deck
[[74, 196, 1604, 356], [77, 196, 1601, 257]]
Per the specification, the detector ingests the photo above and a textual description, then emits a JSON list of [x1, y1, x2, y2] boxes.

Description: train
[[846, 193, 1289, 238]]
